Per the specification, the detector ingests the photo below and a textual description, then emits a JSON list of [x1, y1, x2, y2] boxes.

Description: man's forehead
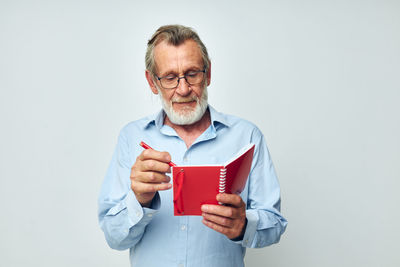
[[153, 39, 203, 72], [154, 39, 201, 59]]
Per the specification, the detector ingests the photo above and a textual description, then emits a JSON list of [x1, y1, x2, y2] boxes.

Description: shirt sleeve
[[238, 128, 288, 248], [97, 129, 161, 250]]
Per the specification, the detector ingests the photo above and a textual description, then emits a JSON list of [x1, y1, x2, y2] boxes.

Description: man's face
[[147, 39, 211, 125]]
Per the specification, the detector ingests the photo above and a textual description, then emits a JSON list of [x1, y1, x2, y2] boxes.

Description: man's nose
[[175, 77, 191, 96]]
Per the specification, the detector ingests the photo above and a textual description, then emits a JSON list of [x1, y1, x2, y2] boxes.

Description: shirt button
[[178, 264, 184, 267], [147, 213, 153, 218], [181, 225, 186, 231]]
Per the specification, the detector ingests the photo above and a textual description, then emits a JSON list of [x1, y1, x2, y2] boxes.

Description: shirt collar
[[208, 105, 231, 128], [142, 109, 164, 130], [142, 105, 231, 130]]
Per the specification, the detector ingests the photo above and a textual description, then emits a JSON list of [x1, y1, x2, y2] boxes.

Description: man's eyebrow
[[158, 70, 178, 77], [159, 67, 201, 77], [185, 67, 203, 72]]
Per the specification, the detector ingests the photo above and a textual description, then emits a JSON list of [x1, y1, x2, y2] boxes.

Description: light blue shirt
[[98, 106, 287, 267]]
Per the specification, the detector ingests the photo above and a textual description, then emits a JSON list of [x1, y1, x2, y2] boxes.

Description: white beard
[[158, 86, 208, 126]]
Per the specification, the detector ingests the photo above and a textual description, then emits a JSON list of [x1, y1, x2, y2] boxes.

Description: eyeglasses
[[155, 69, 206, 89]]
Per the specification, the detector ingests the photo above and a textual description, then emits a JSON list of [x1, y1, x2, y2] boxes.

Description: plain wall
[[1, 0, 399, 266]]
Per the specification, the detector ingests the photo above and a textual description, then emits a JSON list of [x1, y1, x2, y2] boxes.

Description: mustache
[[171, 96, 198, 103]]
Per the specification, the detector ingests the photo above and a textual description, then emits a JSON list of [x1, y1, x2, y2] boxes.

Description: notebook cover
[[224, 144, 255, 194], [173, 166, 221, 216]]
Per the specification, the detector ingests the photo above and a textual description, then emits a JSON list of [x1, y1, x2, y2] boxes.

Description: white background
[[1, 0, 399, 266]]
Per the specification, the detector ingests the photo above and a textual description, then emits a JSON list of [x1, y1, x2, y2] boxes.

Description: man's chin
[[166, 109, 203, 126], [171, 112, 196, 123]]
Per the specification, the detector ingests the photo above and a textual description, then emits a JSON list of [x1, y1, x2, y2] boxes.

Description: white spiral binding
[[218, 168, 227, 204]]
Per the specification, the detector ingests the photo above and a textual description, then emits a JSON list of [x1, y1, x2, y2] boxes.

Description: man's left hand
[[201, 193, 246, 240]]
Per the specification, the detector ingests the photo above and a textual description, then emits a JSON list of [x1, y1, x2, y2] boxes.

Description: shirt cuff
[[125, 190, 160, 226], [233, 209, 258, 247]]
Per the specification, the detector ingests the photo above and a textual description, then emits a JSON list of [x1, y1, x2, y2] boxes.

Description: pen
[[139, 141, 177, 167]]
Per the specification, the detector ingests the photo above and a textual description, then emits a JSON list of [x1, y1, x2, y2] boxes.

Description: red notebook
[[172, 143, 255, 216]]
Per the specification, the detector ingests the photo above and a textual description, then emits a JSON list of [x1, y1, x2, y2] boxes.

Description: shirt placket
[[174, 144, 191, 267], [177, 215, 188, 267]]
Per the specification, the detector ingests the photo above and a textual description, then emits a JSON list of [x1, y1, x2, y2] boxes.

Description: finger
[[201, 204, 239, 219], [139, 149, 172, 164], [216, 193, 244, 207], [141, 159, 171, 173], [202, 212, 234, 228], [134, 171, 171, 184], [202, 218, 230, 236], [132, 179, 172, 193]]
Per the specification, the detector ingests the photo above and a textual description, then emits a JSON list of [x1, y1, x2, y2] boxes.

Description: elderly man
[[98, 24, 287, 267]]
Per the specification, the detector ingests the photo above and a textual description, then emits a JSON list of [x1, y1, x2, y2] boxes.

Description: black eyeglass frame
[[155, 68, 207, 89]]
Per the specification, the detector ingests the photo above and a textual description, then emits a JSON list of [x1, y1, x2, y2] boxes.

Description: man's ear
[[145, 70, 159, 94], [206, 61, 211, 86]]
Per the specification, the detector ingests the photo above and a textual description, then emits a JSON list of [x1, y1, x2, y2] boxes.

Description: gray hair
[[145, 24, 210, 76]]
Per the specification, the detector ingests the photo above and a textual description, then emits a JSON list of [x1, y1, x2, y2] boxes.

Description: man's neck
[[164, 109, 211, 148]]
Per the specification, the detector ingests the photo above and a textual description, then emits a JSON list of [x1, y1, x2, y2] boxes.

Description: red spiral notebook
[[172, 143, 255, 216]]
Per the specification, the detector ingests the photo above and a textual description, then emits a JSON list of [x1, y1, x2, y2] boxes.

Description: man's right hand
[[130, 149, 172, 207]]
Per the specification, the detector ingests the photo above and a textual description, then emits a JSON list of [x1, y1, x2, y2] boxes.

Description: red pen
[[139, 141, 177, 167]]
